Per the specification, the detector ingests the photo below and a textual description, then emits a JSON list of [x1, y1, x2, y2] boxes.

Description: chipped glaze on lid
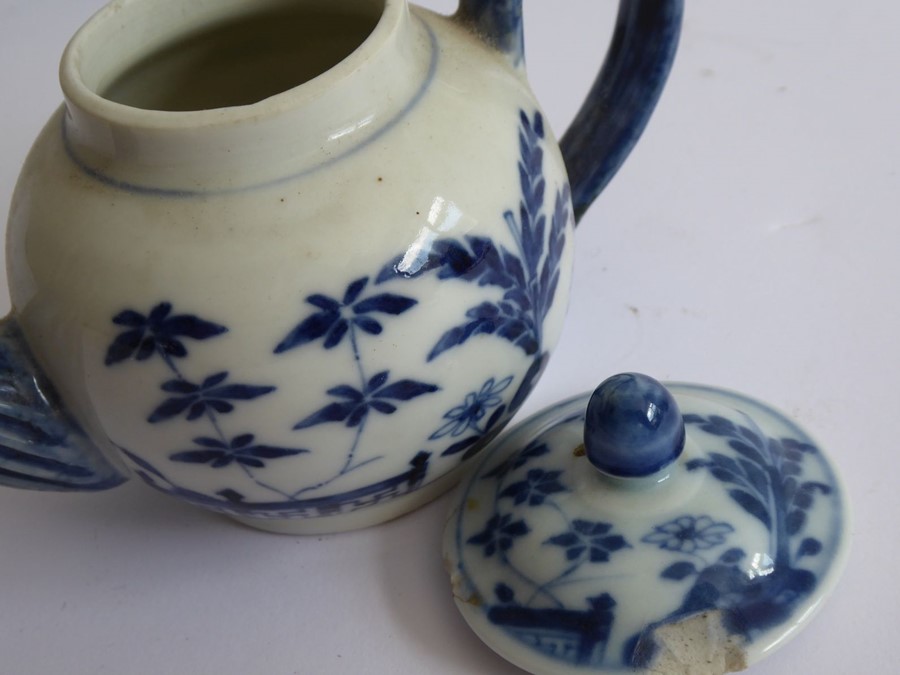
[[443, 374, 849, 674]]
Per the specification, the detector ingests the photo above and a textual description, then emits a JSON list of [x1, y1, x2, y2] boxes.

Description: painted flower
[[499, 468, 567, 506], [170, 433, 306, 468], [545, 519, 629, 563], [148, 371, 275, 423], [430, 375, 513, 440], [294, 370, 438, 429], [642, 515, 734, 554], [105, 302, 227, 365], [274, 276, 417, 353], [467, 513, 529, 558]]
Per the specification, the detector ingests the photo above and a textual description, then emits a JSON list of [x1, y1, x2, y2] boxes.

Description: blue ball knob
[[584, 373, 685, 478]]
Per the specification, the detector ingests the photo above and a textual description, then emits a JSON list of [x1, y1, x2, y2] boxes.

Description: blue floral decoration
[[500, 468, 567, 506], [641, 515, 734, 554], [546, 520, 630, 563], [468, 513, 530, 558], [430, 376, 512, 440]]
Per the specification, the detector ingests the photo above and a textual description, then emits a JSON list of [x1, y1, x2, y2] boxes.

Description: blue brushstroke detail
[[560, 0, 683, 221], [120, 445, 431, 518], [61, 17, 440, 197], [465, 438, 631, 666], [457, 0, 524, 65], [0, 316, 126, 491], [625, 415, 834, 667]]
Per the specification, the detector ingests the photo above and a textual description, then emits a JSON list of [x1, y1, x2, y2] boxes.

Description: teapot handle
[[0, 315, 126, 491], [456, 0, 683, 222]]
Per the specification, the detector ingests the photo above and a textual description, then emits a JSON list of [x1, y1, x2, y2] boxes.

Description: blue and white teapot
[[0, 0, 681, 533]]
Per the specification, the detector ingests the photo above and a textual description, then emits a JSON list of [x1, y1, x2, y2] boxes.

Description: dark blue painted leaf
[[661, 561, 697, 581], [368, 371, 389, 391], [368, 400, 397, 414], [794, 489, 814, 510], [427, 319, 496, 362], [306, 294, 340, 311], [702, 415, 736, 436], [353, 294, 417, 315], [782, 461, 802, 477], [730, 439, 767, 466], [148, 396, 195, 423], [786, 509, 806, 536], [207, 383, 276, 400], [232, 434, 254, 447], [327, 385, 363, 400], [193, 436, 226, 448], [574, 520, 612, 536], [104, 330, 144, 365], [718, 547, 745, 564], [440, 435, 478, 457], [685, 458, 709, 471], [343, 277, 369, 304], [495, 583, 515, 603], [566, 546, 586, 561], [206, 400, 234, 414], [738, 458, 770, 496], [353, 316, 383, 335], [798, 537, 823, 558], [322, 318, 349, 349], [346, 405, 368, 428], [599, 535, 628, 552], [165, 315, 228, 340], [186, 402, 207, 420], [682, 413, 705, 424], [201, 371, 229, 388], [170, 450, 223, 464], [546, 532, 579, 547], [246, 445, 307, 459], [148, 303, 172, 323], [161, 378, 197, 394], [274, 311, 338, 353], [112, 309, 145, 327], [294, 402, 354, 429], [728, 488, 771, 529]]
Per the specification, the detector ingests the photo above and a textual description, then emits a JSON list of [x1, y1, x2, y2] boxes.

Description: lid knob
[[584, 373, 685, 478]]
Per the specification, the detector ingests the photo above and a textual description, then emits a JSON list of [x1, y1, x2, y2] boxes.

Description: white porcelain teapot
[[0, 0, 681, 533]]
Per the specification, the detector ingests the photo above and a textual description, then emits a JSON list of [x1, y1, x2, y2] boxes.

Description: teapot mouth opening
[[61, 0, 396, 127]]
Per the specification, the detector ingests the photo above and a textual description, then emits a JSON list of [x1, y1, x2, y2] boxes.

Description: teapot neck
[[59, 0, 434, 194]]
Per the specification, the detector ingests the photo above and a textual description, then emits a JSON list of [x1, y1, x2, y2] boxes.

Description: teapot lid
[[443, 373, 849, 674]]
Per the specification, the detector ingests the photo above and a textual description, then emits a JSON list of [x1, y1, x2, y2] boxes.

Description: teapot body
[[6, 3, 574, 532]]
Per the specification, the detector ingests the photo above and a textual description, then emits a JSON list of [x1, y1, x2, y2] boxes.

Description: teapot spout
[[0, 316, 126, 491]]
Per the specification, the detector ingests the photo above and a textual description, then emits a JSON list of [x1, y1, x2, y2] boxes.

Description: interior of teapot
[[84, 0, 386, 111]]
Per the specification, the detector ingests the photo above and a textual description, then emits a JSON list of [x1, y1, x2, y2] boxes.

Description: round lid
[[443, 374, 849, 674]]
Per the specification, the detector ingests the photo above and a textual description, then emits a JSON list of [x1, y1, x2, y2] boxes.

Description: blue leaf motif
[[148, 372, 275, 424], [545, 519, 629, 564], [293, 371, 437, 430], [105, 302, 227, 365], [170, 434, 307, 468], [275, 277, 417, 353], [660, 561, 698, 581]]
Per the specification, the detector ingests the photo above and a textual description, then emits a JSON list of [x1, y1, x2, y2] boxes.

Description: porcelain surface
[[444, 379, 849, 673], [0, 0, 682, 533]]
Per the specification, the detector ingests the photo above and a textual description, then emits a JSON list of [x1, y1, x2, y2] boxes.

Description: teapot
[[0, 0, 681, 533]]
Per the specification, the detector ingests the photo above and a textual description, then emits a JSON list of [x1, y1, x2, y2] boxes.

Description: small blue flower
[[545, 519, 629, 563], [499, 468, 567, 506], [467, 513, 529, 557], [170, 433, 307, 468], [430, 376, 512, 440], [642, 515, 734, 554], [148, 371, 275, 423], [294, 370, 438, 429], [105, 302, 227, 365], [274, 277, 417, 353]]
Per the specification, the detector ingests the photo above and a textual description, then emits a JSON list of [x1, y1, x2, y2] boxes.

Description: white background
[[0, 1, 894, 673]]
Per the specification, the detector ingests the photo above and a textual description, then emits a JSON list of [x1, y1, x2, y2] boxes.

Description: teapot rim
[[59, 0, 404, 131]]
